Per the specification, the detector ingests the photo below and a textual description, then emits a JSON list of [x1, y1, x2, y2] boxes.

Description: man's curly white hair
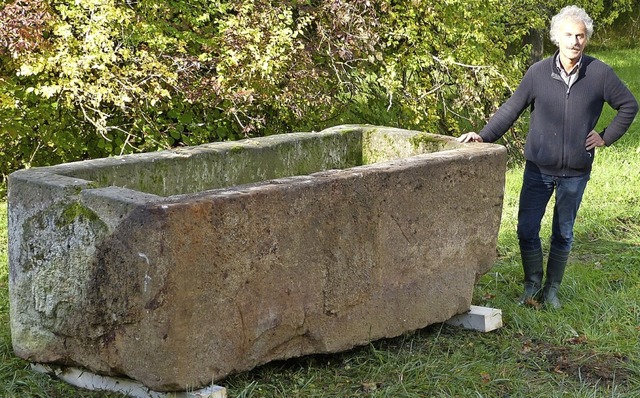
[[549, 5, 594, 46]]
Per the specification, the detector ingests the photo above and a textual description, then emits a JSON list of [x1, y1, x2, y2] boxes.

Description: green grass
[[1, 48, 639, 397]]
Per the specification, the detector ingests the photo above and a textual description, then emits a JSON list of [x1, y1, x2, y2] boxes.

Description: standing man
[[458, 5, 638, 308]]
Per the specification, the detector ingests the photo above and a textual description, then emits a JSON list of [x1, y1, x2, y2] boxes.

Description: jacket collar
[[549, 50, 592, 81], [555, 52, 582, 76]]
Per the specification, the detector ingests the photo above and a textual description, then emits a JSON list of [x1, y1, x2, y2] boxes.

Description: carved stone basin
[[8, 125, 506, 392]]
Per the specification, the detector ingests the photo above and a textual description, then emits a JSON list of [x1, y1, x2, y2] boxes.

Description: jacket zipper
[[552, 72, 570, 176], [562, 85, 570, 176]]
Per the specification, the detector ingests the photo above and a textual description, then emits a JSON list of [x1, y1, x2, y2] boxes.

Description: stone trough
[[8, 125, 507, 393]]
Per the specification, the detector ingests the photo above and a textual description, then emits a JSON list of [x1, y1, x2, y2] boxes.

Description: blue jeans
[[517, 164, 590, 253]]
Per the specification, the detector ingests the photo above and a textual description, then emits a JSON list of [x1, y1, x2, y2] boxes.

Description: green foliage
[[0, 46, 638, 398], [353, 0, 536, 135], [592, 3, 640, 49], [0, 0, 637, 197]]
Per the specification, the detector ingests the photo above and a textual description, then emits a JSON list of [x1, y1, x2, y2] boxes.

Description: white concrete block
[[445, 305, 503, 332], [31, 364, 227, 398]]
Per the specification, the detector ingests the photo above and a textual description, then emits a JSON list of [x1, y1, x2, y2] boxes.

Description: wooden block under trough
[[445, 305, 503, 332]]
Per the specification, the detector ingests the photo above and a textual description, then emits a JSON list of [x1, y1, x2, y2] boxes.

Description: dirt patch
[[520, 338, 631, 388]]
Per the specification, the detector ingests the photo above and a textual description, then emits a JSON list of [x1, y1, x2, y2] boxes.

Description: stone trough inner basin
[[8, 125, 507, 392]]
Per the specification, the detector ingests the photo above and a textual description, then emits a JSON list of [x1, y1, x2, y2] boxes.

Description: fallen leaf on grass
[[524, 297, 543, 310], [553, 366, 566, 375], [483, 293, 496, 300], [361, 382, 382, 392], [567, 335, 588, 345], [521, 341, 533, 354]]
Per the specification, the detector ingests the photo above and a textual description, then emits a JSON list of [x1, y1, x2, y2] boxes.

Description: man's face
[[558, 19, 588, 65]]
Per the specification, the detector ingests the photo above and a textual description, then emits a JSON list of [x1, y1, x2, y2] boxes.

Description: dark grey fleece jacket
[[479, 52, 638, 176]]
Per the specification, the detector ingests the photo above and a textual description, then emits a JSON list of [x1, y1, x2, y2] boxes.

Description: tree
[[0, 0, 635, 194]]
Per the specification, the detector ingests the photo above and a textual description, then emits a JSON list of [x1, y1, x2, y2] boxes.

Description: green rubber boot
[[518, 247, 544, 305], [542, 248, 571, 309]]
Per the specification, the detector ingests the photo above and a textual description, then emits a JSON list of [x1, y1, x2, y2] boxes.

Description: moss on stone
[[229, 145, 246, 154], [52, 128, 453, 197], [59, 202, 102, 227], [409, 133, 448, 153], [362, 130, 408, 164]]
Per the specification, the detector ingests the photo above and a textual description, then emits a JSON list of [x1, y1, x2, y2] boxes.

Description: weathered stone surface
[[8, 125, 507, 391]]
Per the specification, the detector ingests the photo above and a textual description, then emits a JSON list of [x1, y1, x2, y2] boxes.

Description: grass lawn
[[1, 47, 639, 397]]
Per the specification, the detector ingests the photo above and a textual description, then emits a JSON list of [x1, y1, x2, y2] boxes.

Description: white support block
[[32, 364, 227, 398], [445, 305, 503, 332]]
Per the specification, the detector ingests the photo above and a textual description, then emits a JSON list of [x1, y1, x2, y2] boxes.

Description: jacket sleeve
[[601, 67, 639, 146], [479, 67, 535, 143]]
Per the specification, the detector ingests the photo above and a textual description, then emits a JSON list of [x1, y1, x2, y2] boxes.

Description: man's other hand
[[585, 130, 605, 150]]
